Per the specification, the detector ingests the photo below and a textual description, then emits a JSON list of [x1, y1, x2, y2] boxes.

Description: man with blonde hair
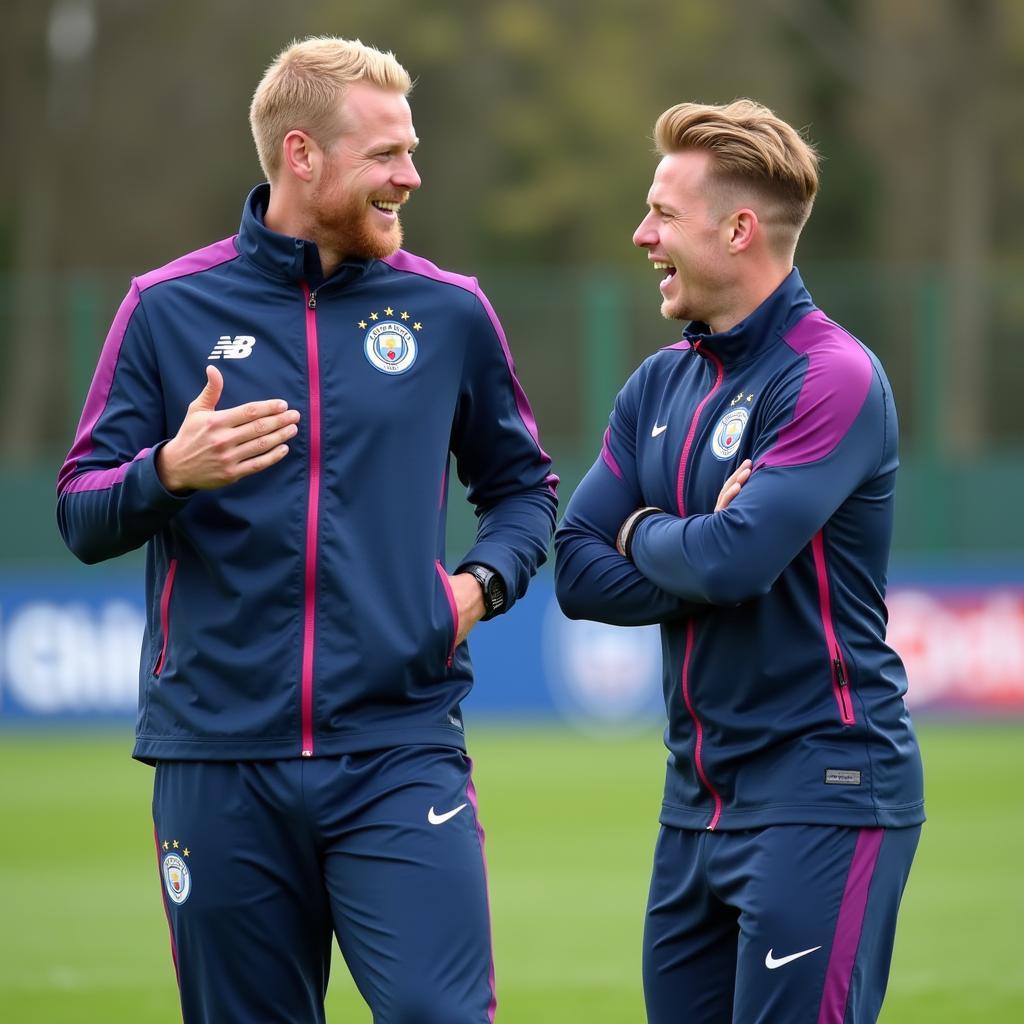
[[58, 36, 556, 1023], [555, 100, 923, 1022]]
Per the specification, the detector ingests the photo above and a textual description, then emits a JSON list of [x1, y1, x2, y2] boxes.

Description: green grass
[[1, 724, 1022, 1022]]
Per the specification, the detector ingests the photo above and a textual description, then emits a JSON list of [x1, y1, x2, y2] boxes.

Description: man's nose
[[394, 155, 421, 192], [633, 214, 656, 249]]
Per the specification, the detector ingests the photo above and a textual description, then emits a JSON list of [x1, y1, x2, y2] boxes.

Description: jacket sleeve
[[554, 363, 696, 625], [629, 346, 886, 604], [450, 284, 558, 610], [56, 282, 191, 563]]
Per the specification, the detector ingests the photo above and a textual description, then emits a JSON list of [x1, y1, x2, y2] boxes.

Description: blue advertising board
[[2, 570, 1023, 728]]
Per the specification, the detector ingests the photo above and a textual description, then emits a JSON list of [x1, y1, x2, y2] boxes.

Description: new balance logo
[[209, 336, 256, 360]]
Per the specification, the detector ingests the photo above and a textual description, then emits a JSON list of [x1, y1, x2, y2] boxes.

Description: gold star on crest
[[357, 320, 367, 329], [413, 322, 423, 331], [172, 840, 179, 849], [183, 848, 190, 857], [162, 840, 169, 851], [369, 312, 379, 321], [384, 306, 394, 316], [400, 311, 410, 321]]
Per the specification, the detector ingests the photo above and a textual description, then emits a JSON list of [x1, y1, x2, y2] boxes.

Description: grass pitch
[[1, 723, 1021, 1022]]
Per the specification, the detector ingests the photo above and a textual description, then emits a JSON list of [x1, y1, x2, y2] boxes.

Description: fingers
[[231, 442, 292, 479], [233, 420, 300, 462], [715, 459, 752, 512], [219, 398, 297, 429], [238, 408, 301, 443]]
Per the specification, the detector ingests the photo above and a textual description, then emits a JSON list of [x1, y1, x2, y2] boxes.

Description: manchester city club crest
[[710, 405, 749, 460], [362, 318, 418, 375], [160, 840, 192, 905]]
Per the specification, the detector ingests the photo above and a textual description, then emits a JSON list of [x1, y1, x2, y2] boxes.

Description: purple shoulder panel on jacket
[[757, 310, 873, 470]]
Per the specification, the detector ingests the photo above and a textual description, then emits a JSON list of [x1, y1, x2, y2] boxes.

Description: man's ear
[[281, 130, 318, 183], [727, 208, 758, 253]]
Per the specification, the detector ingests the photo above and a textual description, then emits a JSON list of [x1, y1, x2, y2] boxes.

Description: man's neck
[[263, 189, 347, 280], [707, 264, 792, 335]]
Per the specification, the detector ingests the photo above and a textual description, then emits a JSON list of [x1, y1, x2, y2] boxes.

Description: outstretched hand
[[156, 366, 301, 493]]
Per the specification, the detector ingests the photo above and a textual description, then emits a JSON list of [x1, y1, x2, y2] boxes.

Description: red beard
[[311, 172, 405, 261]]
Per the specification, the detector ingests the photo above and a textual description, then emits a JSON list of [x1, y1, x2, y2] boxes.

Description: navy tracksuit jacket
[[555, 269, 924, 832], [57, 184, 558, 763]]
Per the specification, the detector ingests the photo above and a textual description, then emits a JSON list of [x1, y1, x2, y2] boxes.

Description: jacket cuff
[[137, 442, 196, 509], [616, 506, 663, 560], [456, 542, 516, 612]]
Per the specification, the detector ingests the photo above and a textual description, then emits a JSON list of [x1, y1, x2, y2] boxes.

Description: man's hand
[[447, 572, 486, 646], [156, 366, 301, 493], [715, 459, 752, 512]]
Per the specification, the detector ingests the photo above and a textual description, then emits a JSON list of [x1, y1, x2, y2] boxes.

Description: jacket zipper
[[153, 559, 178, 677], [300, 285, 322, 756], [811, 530, 856, 725], [435, 561, 459, 668], [676, 342, 725, 829], [681, 620, 722, 829]]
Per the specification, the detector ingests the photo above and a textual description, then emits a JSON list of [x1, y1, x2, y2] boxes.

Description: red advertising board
[[887, 586, 1024, 710]]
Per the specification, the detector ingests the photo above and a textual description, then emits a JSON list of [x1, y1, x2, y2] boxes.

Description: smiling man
[[555, 100, 923, 1023], [57, 36, 556, 1024]]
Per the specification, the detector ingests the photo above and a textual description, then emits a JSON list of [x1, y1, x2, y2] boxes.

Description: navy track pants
[[643, 823, 920, 1023], [152, 746, 496, 1023]]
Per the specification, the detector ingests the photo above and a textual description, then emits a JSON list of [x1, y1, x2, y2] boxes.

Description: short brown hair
[[250, 36, 412, 181], [655, 99, 819, 240]]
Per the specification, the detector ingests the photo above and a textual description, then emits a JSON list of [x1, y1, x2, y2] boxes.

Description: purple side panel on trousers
[[817, 828, 885, 1024], [757, 310, 873, 470], [464, 759, 497, 1023], [383, 250, 558, 495], [57, 237, 240, 496], [601, 427, 624, 480]]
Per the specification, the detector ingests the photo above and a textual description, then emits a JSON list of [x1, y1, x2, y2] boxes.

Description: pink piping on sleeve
[[57, 237, 239, 496]]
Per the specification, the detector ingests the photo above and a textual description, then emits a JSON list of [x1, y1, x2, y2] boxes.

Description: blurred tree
[[766, 0, 1006, 455], [0, 0, 1019, 460]]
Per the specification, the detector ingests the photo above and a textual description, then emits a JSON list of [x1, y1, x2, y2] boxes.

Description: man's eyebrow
[[367, 134, 419, 152]]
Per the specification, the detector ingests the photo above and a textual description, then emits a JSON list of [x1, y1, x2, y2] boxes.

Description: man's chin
[[358, 222, 404, 261], [660, 298, 687, 322]]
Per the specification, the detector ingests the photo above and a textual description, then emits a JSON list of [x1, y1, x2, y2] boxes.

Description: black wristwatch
[[463, 563, 506, 621]]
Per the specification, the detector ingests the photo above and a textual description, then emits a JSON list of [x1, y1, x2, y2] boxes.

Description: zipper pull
[[834, 657, 847, 687], [307, 290, 317, 310]]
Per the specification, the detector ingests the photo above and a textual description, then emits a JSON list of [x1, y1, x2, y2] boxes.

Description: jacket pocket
[[434, 561, 459, 669], [153, 559, 178, 677], [811, 533, 855, 725]]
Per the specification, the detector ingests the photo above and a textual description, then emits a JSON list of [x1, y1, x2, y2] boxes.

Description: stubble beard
[[660, 290, 691, 323]]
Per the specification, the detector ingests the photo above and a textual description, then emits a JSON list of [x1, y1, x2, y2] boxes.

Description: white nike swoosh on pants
[[764, 945, 822, 969], [427, 803, 467, 825]]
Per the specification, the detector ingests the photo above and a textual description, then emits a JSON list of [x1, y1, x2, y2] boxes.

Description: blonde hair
[[250, 36, 412, 180], [655, 99, 819, 242]]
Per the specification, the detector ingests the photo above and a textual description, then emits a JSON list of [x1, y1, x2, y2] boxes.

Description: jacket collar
[[682, 267, 815, 367], [235, 183, 374, 290]]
